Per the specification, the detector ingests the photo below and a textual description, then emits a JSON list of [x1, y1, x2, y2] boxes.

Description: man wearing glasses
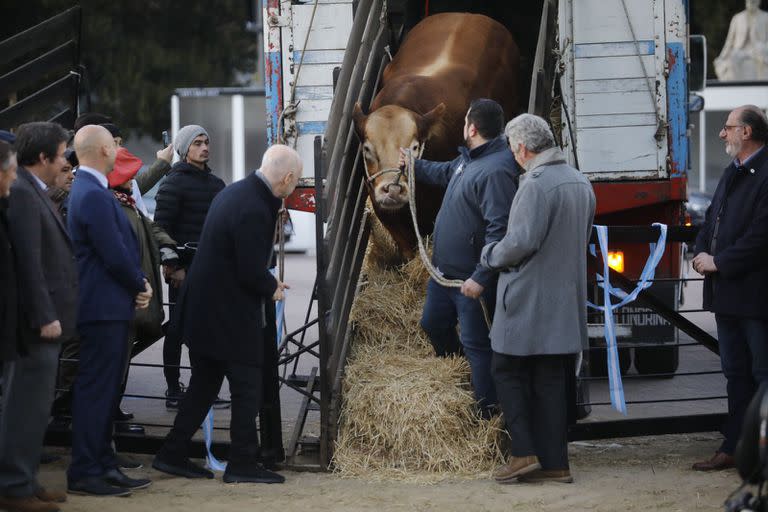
[[692, 105, 768, 471]]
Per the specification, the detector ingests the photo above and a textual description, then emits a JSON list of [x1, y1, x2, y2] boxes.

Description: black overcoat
[[695, 146, 768, 318], [179, 173, 280, 365]]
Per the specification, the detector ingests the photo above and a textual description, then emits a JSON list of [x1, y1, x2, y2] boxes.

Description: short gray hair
[[504, 114, 555, 153]]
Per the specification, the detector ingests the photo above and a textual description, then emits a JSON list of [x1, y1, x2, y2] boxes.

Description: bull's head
[[352, 102, 446, 211]]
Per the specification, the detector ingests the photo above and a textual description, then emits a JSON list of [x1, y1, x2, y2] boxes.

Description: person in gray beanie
[[154, 124, 226, 409], [174, 125, 209, 161]]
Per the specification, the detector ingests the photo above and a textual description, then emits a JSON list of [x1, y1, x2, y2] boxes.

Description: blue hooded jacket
[[415, 135, 519, 287]]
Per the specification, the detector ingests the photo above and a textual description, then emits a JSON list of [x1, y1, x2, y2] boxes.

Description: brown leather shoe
[[0, 495, 60, 512], [692, 452, 736, 471], [35, 488, 67, 503], [493, 455, 540, 483], [518, 469, 574, 483]]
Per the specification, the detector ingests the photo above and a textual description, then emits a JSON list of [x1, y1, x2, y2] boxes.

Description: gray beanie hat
[[175, 124, 209, 160]]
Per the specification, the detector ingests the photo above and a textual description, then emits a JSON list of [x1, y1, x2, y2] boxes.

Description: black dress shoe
[[68, 476, 132, 497], [152, 455, 214, 479], [103, 468, 151, 490], [115, 408, 134, 422], [223, 464, 284, 484], [114, 423, 145, 436], [115, 454, 143, 470]]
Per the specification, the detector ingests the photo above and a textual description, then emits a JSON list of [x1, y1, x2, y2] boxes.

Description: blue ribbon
[[203, 409, 227, 471], [586, 223, 668, 414], [201, 268, 286, 470]]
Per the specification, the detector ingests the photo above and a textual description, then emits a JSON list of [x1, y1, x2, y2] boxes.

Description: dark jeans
[[715, 314, 768, 455], [163, 286, 184, 390], [162, 352, 263, 467], [420, 278, 496, 412], [68, 321, 129, 482], [492, 352, 570, 470]]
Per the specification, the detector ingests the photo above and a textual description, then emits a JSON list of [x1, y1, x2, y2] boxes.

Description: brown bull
[[353, 12, 520, 258]]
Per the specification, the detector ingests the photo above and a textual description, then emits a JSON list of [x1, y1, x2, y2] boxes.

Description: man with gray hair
[[155, 124, 226, 408], [153, 144, 302, 485], [479, 113, 595, 484]]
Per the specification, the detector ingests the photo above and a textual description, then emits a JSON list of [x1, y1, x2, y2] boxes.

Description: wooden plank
[[292, 3, 354, 51], [577, 113, 656, 129], [577, 125, 661, 173], [576, 77, 654, 95], [575, 90, 655, 116], [575, 55, 655, 81], [574, 0, 655, 43], [574, 41, 654, 59], [294, 63, 338, 87]]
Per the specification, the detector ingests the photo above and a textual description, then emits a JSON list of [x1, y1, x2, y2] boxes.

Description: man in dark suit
[[0, 122, 74, 512], [692, 105, 768, 471], [65, 125, 153, 497], [153, 144, 302, 484]]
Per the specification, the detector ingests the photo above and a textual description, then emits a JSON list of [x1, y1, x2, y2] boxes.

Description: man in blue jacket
[[692, 105, 768, 471], [401, 98, 519, 416], [66, 125, 153, 497]]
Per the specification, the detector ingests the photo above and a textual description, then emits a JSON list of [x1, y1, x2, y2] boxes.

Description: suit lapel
[[18, 167, 71, 244]]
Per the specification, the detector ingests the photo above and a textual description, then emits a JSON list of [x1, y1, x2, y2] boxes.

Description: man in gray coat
[[0, 122, 76, 511], [478, 114, 595, 484]]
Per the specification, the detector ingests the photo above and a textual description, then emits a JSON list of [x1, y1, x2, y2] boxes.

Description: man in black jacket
[[0, 122, 76, 511], [400, 99, 518, 417], [154, 124, 226, 407], [692, 105, 768, 471], [0, 140, 18, 362], [153, 144, 301, 485]]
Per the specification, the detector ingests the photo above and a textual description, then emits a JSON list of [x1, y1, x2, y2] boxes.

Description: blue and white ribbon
[[203, 409, 227, 471], [202, 268, 286, 469], [587, 223, 668, 414]]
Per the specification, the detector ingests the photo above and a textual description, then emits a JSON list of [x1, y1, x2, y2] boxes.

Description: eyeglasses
[[722, 124, 744, 132]]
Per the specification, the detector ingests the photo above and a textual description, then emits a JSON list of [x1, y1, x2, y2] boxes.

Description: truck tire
[[588, 347, 632, 377], [634, 345, 679, 376]]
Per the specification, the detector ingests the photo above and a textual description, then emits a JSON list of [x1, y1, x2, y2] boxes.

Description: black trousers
[[491, 352, 571, 470], [163, 286, 184, 390], [163, 352, 262, 468]]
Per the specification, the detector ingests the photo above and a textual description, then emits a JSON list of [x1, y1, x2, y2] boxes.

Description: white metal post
[[699, 109, 706, 192], [232, 94, 246, 182], [171, 94, 180, 164]]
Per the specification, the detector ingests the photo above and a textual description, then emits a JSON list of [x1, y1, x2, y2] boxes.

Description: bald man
[[66, 125, 153, 497], [153, 144, 302, 485]]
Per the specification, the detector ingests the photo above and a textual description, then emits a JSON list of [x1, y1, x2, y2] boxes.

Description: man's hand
[[40, 320, 62, 340], [460, 278, 484, 299], [692, 252, 718, 275], [272, 279, 290, 302], [135, 279, 153, 309], [157, 144, 174, 163]]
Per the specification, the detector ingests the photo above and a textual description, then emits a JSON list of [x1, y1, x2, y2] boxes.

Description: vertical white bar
[[171, 94, 181, 164], [699, 110, 706, 192], [232, 94, 246, 182]]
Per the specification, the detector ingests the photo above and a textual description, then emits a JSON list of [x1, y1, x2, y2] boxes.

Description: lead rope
[[402, 148, 492, 328]]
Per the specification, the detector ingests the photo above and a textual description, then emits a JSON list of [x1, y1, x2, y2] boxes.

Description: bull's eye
[[411, 143, 419, 151]]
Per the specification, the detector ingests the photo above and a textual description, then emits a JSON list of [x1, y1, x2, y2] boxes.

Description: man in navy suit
[[0, 122, 74, 512], [66, 125, 153, 497], [153, 144, 301, 484]]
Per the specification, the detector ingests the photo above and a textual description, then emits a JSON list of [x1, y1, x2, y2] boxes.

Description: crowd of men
[[0, 117, 301, 511], [0, 100, 766, 510]]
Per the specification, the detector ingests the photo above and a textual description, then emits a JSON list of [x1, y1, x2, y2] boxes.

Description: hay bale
[[333, 245, 505, 481]]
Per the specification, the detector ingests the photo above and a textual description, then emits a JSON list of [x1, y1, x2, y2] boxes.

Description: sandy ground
[[38, 433, 740, 512]]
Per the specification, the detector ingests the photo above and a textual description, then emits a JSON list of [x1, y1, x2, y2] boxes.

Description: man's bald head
[[260, 145, 303, 198], [74, 124, 117, 175]]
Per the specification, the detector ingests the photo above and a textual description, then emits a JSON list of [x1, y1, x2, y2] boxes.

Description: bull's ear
[[352, 102, 367, 141], [417, 103, 446, 140]]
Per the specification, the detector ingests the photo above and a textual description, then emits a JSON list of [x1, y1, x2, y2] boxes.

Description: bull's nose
[[382, 182, 402, 194]]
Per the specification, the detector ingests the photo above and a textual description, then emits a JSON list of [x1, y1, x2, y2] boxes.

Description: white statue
[[714, 0, 768, 81]]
